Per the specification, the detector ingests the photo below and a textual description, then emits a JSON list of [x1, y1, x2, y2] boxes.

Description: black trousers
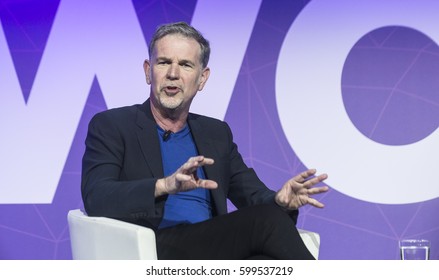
[[156, 204, 315, 260]]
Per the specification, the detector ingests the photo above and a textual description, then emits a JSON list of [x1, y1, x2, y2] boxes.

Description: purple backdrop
[[0, 0, 438, 260]]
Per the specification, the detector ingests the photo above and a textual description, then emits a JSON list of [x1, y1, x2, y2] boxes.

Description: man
[[82, 22, 329, 259]]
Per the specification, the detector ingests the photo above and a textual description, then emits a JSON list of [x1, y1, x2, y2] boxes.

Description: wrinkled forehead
[[151, 34, 203, 63]]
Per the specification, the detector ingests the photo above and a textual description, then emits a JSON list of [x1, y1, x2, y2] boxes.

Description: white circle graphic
[[276, 0, 439, 204]]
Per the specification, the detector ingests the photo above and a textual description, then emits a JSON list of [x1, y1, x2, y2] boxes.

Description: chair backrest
[[67, 209, 157, 260]]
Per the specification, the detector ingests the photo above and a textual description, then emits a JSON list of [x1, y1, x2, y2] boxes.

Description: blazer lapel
[[135, 101, 164, 178], [188, 115, 228, 215]]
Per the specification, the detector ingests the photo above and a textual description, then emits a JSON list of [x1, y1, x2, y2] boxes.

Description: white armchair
[[298, 228, 320, 259], [67, 209, 320, 260], [68, 209, 157, 260]]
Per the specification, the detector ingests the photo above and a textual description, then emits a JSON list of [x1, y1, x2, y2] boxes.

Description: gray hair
[[148, 22, 210, 68]]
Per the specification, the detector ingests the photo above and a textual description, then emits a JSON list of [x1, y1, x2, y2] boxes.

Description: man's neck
[[150, 100, 188, 132]]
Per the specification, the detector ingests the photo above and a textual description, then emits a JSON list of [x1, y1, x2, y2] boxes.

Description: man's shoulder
[[92, 104, 144, 122], [89, 103, 146, 129], [97, 104, 142, 117], [187, 112, 232, 140], [188, 112, 226, 126], [189, 113, 225, 124]]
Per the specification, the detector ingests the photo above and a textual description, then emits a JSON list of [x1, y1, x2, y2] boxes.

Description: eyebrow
[[156, 57, 196, 66], [179, 59, 195, 66], [156, 57, 171, 62]]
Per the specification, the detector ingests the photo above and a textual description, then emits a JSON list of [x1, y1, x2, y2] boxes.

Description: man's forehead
[[152, 34, 202, 57]]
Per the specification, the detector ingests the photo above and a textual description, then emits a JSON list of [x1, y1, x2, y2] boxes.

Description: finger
[[175, 173, 192, 182], [188, 155, 214, 165], [180, 157, 203, 173], [182, 156, 214, 171], [303, 173, 328, 188], [292, 169, 317, 183], [190, 155, 205, 162], [198, 179, 218, 190], [307, 186, 329, 195], [180, 157, 214, 180], [189, 156, 205, 166], [304, 197, 325, 208], [198, 157, 215, 166]]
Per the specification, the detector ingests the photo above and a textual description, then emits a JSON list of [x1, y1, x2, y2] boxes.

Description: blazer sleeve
[[222, 123, 299, 223], [81, 111, 164, 228]]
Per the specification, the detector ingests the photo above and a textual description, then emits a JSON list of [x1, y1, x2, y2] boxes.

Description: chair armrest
[[298, 229, 320, 259], [68, 209, 157, 260]]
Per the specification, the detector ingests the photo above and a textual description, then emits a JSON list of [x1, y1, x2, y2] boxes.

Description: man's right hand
[[154, 156, 218, 197]]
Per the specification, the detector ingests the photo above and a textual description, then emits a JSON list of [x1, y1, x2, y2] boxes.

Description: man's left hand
[[275, 169, 329, 210]]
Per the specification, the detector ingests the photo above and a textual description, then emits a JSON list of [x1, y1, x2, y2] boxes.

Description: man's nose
[[167, 63, 180, 79]]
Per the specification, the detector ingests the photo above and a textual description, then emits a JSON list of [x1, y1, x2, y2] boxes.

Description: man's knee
[[245, 204, 296, 228]]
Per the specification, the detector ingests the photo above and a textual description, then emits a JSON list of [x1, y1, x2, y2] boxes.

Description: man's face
[[144, 34, 210, 113]]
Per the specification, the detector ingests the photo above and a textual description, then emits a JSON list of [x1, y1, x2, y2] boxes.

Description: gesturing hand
[[155, 156, 218, 197], [275, 169, 329, 210]]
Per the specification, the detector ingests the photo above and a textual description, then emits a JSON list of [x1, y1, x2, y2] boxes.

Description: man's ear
[[198, 67, 210, 91], [143, 59, 151, 85]]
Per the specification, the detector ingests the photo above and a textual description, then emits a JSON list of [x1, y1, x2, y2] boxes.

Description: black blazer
[[81, 100, 296, 230]]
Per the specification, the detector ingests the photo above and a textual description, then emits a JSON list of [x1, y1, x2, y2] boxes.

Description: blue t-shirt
[[157, 125, 212, 229]]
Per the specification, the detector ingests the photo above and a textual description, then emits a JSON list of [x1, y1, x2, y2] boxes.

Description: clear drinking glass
[[399, 239, 430, 260]]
